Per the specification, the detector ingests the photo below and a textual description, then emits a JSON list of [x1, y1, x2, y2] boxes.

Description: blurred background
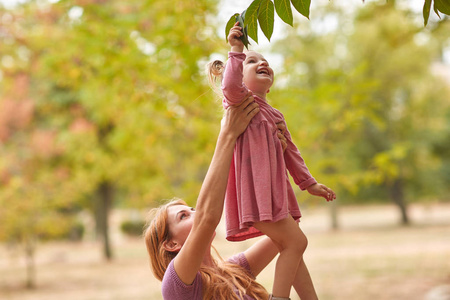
[[0, 0, 449, 299]]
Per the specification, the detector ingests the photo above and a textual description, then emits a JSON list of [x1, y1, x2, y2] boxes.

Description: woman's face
[[166, 204, 196, 248]]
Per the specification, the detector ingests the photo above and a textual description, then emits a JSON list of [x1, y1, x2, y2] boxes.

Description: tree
[[0, 67, 82, 289], [270, 1, 450, 226], [0, 0, 222, 279]]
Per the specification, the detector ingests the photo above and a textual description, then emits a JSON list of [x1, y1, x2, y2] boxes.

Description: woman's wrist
[[218, 129, 238, 145]]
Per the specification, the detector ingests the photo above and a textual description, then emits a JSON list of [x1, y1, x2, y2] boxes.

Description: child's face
[[242, 51, 274, 95]]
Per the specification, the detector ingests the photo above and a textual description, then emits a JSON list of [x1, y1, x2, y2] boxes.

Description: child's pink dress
[[223, 52, 317, 242]]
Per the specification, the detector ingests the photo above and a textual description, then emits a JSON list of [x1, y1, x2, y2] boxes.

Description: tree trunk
[[389, 178, 410, 225], [24, 236, 36, 289], [95, 181, 113, 260], [330, 199, 339, 230]]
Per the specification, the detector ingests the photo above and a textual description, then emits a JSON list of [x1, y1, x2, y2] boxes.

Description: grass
[[1, 202, 449, 300]]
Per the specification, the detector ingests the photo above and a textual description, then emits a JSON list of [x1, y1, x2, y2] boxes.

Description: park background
[[1, 0, 449, 299]]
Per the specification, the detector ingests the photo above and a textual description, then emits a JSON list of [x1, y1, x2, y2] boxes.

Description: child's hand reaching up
[[306, 183, 336, 202], [228, 22, 244, 53]]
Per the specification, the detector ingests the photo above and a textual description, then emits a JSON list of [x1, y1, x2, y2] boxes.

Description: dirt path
[[1, 203, 449, 300]]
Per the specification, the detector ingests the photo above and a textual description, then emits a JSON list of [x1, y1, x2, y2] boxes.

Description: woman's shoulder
[[161, 259, 203, 299], [227, 253, 249, 268], [227, 252, 254, 276]]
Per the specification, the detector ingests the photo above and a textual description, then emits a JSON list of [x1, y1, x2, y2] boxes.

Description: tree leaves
[[259, 0, 275, 41], [225, 11, 251, 48], [237, 11, 251, 49], [225, 0, 310, 45], [423, 0, 432, 26], [225, 13, 239, 42], [423, 0, 450, 26], [291, 0, 310, 19], [434, 0, 450, 14], [274, 0, 293, 26], [245, 0, 262, 43], [225, 0, 450, 45]]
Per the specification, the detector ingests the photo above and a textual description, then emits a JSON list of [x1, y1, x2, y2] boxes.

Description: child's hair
[[206, 60, 225, 98], [143, 198, 269, 300]]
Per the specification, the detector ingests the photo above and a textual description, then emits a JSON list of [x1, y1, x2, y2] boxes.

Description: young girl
[[207, 23, 336, 299]]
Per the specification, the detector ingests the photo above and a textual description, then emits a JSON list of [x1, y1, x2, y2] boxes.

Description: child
[[207, 23, 336, 299]]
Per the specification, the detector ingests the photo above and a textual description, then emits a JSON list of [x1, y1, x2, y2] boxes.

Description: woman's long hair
[[144, 198, 269, 300]]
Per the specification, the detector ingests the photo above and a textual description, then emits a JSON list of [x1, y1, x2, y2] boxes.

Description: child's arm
[[282, 123, 336, 201], [222, 23, 249, 107]]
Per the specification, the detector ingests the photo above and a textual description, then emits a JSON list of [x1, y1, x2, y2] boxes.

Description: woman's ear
[[267, 89, 270, 94], [162, 240, 181, 252]]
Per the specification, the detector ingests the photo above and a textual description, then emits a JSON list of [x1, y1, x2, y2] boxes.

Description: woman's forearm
[[195, 131, 236, 226], [194, 97, 258, 230]]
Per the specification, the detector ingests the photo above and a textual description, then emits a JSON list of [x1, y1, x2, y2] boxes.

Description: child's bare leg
[[293, 259, 318, 300], [253, 216, 307, 298]]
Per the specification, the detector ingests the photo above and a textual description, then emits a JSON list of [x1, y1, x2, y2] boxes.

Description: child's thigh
[[253, 217, 307, 251]]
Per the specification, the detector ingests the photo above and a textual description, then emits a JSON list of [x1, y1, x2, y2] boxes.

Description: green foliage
[[274, 0, 294, 26], [246, 0, 262, 43], [0, 0, 222, 272], [271, 2, 450, 205], [258, 0, 275, 41], [226, 0, 449, 46], [120, 219, 146, 237], [423, 0, 450, 26], [225, 0, 311, 46]]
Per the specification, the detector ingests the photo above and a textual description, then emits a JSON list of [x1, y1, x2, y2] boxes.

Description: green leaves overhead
[[422, 0, 450, 26], [237, 12, 251, 49], [225, 11, 251, 49], [225, 0, 310, 45], [423, 0, 432, 26], [274, 0, 293, 26], [258, 0, 275, 41], [225, 13, 240, 41], [291, 0, 310, 18], [434, 0, 450, 14], [226, 0, 450, 46], [245, 0, 262, 43]]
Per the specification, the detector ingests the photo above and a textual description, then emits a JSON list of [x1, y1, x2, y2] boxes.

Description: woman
[[144, 93, 318, 300]]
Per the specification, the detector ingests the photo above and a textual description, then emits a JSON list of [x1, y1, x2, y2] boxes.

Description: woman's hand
[[306, 183, 336, 202], [276, 122, 287, 152], [228, 22, 245, 52], [221, 91, 259, 139]]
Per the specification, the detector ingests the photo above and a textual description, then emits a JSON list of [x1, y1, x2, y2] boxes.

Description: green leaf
[[423, 0, 432, 26], [274, 0, 293, 26], [291, 0, 310, 19], [236, 12, 251, 49], [245, 0, 262, 44], [434, 0, 450, 15], [225, 13, 240, 42], [434, 3, 441, 18], [259, 0, 275, 41]]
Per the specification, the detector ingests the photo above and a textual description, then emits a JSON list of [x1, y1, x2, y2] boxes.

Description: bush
[[120, 220, 146, 237]]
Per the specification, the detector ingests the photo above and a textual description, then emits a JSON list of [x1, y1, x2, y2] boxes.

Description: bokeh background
[[0, 0, 449, 299]]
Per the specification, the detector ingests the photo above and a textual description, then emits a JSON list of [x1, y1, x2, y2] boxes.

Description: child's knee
[[282, 231, 307, 254], [293, 232, 308, 254]]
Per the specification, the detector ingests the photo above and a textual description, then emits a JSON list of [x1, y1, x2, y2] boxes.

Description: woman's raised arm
[[173, 93, 259, 285]]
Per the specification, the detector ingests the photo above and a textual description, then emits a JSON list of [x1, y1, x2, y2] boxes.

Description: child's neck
[[253, 91, 267, 101]]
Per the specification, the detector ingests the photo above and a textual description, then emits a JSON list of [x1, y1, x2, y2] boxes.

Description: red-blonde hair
[[144, 198, 269, 299]]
